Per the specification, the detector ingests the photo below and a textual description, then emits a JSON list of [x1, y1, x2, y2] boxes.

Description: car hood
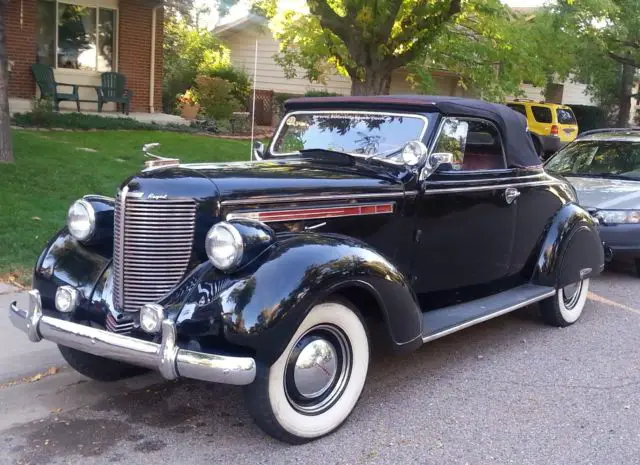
[[567, 176, 640, 210]]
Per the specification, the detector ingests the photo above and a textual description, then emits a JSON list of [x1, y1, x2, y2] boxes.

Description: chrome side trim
[[221, 191, 415, 207], [226, 202, 394, 222], [9, 291, 256, 386], [422, 289, 556, 343], [425, 172, 546, 185], [269, 110, 430, 157], [82, 194, 115, 202], [422, 180, 560, 195]]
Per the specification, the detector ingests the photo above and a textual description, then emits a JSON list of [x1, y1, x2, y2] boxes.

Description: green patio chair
[[31, 63, 80, 111], [96, 72, 134, 114]]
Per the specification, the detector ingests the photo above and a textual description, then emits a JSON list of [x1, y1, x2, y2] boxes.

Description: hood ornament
[[142, 143, 180, 169]]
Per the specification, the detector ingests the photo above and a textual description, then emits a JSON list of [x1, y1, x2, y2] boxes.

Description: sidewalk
[[0, 287, 64, 383]]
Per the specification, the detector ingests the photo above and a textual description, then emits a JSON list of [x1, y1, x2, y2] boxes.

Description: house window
[[36, 0, 117, 72]]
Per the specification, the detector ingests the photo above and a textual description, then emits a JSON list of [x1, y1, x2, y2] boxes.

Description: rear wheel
[[244, 301, 370, 444], [58, 345, 147, 381], [540, 279, 590, 327]]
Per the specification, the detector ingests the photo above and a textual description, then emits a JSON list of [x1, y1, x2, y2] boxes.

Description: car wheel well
[[330, 285, 393, 352]]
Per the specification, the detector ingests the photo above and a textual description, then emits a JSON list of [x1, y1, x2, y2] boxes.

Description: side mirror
[[253, 141, 265, 161], [421, 152, 454, 179]]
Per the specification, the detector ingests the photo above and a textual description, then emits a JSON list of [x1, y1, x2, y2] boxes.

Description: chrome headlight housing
[[67, 199, 96, 241], [206, 222, 244, 270], [595, 210, 640, 225]]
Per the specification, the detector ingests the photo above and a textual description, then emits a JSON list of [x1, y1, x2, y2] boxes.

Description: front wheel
[[244, 301, 370, 444], [539, 279, 590, 327]]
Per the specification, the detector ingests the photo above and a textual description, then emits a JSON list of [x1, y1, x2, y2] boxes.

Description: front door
[[411, 117, 518, 306]]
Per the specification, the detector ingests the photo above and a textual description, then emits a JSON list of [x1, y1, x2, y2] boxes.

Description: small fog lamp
[[55, 285, 80, 313], [139, 303, 165, 334]]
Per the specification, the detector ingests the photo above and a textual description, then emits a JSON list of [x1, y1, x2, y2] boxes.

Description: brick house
[[6, 0, 163, 113]]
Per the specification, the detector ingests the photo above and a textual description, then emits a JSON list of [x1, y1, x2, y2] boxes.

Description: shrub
[[303, 90, 342, 97], [205, 66, 251, 111], [568, 104, 608, 133], [12, 111, 158, 130], [194, 76, 238, 120]]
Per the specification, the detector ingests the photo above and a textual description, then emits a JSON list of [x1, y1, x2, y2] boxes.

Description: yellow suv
[[506, 100, 578, 158]]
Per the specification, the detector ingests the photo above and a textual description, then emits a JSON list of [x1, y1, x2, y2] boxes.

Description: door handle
[[504, 187, 520, 204]]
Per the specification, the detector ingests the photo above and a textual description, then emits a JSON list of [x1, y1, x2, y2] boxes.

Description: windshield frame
[[268, 110, 431, 159]]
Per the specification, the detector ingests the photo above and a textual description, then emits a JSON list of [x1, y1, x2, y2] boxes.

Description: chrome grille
[[113, 190, 196, 312], [105, 312, 135, 334]]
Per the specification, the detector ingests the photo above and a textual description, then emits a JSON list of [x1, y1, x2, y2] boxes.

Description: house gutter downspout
[[149, 6, 158, 113]]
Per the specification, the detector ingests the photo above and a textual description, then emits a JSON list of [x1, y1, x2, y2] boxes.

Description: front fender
[[177, 233, 422, 365], [532, 203, 604, 287]]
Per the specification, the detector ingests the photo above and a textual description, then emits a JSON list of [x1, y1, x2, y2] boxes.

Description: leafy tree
[[554, 0, 640, 126], [253, 0, 563, 99], [0, 0, 12, 163]]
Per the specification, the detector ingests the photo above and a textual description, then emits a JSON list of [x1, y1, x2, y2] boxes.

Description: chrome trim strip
[[425, 172, 547, 185], [422, 289, 556, 343], [422, 180, 560, 195], [269, 110, 430, 157], [221, 191, 414, 207], [113, 186, 128, 311], [83, 194, 115, 202], [9, 291, 256, 386], [226, 202, 395, 222]]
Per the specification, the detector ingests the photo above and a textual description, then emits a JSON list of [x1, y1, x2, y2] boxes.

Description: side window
[[508, 104, 527, 117], [433, 118, 506, 172], [531, 105, 552, 123]]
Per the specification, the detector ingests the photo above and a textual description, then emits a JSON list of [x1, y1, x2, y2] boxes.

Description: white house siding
[[560, 81, 596, 106]]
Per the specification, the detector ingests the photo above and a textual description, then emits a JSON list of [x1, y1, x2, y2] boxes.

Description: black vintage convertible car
[[10, 96, 604, 443]]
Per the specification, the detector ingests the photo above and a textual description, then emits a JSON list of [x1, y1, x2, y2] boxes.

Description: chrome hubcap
[[562, 281, 583, 309], [285, 325, 351, 415]]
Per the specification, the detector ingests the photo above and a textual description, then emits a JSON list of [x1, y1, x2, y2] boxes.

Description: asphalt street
[[1, 268, 639, 465]]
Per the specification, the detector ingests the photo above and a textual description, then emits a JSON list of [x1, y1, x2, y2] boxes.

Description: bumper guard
[[9, 290, 256, 386]]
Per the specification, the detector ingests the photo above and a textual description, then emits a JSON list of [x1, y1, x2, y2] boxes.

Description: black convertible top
[[284, 95, 540, 168]]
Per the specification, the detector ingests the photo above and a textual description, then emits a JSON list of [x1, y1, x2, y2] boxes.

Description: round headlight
[[206, 222, 244, 270], [55, 285, 80, 313], [140, 303, 165, 334], [67, 199, 95, 241], [401, 140, 427, 166]]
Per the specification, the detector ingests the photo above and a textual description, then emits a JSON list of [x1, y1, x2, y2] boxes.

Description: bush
[[206, 66, 251, 111], [194, 76, 238, 120], [303, 90, 342, 97], [568, 104, 608, 133], [12, 111, 158, 131]]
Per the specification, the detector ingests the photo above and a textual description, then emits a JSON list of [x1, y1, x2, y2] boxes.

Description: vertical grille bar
[[112, 189, 196, 312]]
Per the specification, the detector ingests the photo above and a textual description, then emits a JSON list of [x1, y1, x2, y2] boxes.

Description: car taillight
[[551, 125, 559, 135]]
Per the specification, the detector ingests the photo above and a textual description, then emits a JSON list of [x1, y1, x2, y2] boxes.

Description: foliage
[[303, 90, 342, 97], [205, 66, 252, 110], [253, 0, 567, 99], [568, 104, 609, 132], [0, 129, 249, 279], [11, 111, 163, 130], [163, 19, 230, 113], [177, 88, 199, 106], [194, 75, 239, 119]]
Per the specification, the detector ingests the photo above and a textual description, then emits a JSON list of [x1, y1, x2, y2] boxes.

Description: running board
[[421, 284, 556, 343]]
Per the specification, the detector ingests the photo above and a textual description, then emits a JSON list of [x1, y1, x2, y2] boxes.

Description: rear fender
[[177, 233, 423, 365], [532, 203, 604, 287]]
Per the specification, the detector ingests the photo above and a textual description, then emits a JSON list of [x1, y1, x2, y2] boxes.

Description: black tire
[[58, 345, 147, 382], [244, 300, 370, 444], [635, 259, 640, 277], [539, 279, 590, 327]]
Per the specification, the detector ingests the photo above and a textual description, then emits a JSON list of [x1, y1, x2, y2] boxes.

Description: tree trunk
[[350, 67, 393, 96], [0, 0, 13, 163], [616, 63, 635, 128]]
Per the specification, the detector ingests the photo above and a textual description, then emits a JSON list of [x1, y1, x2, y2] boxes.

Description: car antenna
[[250, 39, 258, 161]]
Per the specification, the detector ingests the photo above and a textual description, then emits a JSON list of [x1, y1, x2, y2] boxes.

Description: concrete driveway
[[1, 270, 639, 465]]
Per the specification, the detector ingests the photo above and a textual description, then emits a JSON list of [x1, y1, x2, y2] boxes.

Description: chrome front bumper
[[9, 290, 256, 386]]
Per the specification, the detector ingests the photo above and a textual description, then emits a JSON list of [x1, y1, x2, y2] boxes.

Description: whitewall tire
[[540, 279, 590, 327], [244, 301, 370, 444]]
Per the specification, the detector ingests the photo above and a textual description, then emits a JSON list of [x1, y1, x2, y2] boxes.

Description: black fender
[[532, 203, 604, 288], [176, 233, 423, 365]]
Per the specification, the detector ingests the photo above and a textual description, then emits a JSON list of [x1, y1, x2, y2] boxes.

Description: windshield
[[270, 111, 431, 159], [545, 140, 640, 179]]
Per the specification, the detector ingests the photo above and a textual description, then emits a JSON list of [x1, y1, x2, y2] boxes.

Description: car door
[[411, 117, 518, 306]]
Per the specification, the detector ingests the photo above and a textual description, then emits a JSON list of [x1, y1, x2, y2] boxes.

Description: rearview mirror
[[253, 141, 265, 161], [421, 152, 454, 179]]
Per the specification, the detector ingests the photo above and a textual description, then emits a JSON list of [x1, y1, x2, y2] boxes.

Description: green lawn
[[0, 130, 249, 282]]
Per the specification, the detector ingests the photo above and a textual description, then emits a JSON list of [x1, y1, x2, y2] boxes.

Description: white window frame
[[41, 0, 119, 74]]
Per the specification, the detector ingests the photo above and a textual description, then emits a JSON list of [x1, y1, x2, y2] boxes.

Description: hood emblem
[[142, 142, 180, 169], [147, 193, 168, 200]]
